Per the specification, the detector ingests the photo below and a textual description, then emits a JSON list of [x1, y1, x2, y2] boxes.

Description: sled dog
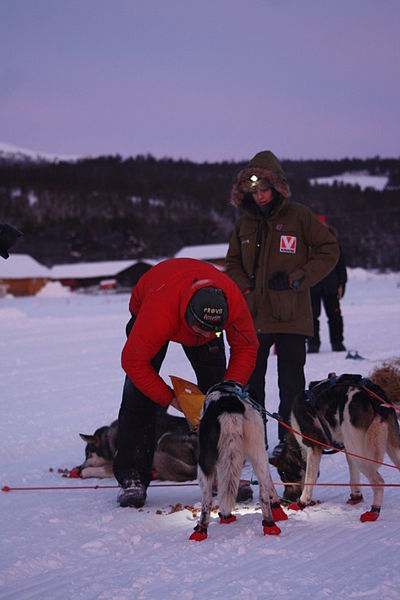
[[78, 410, 198, 482], [270, 373, 400, 522], [190, 382, 286, 541]]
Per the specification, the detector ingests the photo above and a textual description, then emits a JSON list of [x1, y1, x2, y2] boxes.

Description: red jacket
[[122, 258, 258, 408]]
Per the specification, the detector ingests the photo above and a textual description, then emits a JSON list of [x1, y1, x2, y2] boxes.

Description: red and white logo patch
[[280, 235, 297, 254]]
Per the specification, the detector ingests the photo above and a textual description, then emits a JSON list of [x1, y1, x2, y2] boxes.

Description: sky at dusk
[[1, 0, 399, 162]]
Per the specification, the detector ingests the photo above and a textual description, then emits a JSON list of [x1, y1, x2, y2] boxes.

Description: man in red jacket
[[114, 258, 258, 508]]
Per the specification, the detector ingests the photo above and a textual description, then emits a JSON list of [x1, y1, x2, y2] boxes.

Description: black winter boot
[[332, 343, 346, 352], [307, 342, 320, 353], [118, 479, 147, 508]]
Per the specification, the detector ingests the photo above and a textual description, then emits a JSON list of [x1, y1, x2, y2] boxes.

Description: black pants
[[113, 318, 226, 487], [310, 291, 344, 347], [247, 333, 306, 444]]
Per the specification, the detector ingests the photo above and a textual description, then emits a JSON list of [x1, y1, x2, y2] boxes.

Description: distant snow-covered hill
[[310, 171, 389, 191], [0, 141, 80, 163]]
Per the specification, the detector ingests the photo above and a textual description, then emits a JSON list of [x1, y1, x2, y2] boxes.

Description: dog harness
[[304, 386, 344, 451]]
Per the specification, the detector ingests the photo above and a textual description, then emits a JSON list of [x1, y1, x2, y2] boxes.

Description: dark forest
[[0, 155, 399, 269]]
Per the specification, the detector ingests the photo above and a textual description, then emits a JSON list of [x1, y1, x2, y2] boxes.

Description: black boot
[[307, 342, 320, 353], [332, 342, 346, 352], [118, 478, 147, 508]]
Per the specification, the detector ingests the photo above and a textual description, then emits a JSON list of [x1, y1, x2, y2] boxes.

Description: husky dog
[[78, 420, 118, 479], [190, 382, 287, 541], [78, 411, 198, 482], [270, 373, 400, 522]]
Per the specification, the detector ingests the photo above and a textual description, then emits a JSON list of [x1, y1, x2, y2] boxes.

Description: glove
[[338, 283, 345, 299], [206, 380, 243, 397], [268, 271, 304, 291], [268, 272, 291, 290]]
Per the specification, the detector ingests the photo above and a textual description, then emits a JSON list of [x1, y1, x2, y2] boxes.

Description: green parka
[[226, 151, 339, 337]]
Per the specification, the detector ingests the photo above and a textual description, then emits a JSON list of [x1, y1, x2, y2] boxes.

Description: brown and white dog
[[270, 373, 400, 522], [190, 382, 287, 541], [77, 411, 198, 482]]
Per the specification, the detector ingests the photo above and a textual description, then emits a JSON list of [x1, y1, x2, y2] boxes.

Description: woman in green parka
[[226, 150, 339, 455]]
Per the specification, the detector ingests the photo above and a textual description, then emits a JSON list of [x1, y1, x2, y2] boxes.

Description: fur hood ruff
[[231, 151, 291, 208]]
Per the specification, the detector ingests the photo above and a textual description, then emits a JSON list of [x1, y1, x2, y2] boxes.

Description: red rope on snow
[[292, 482, 400, 487], [1, 482, 199, 492], [2, 482, 400, 493]]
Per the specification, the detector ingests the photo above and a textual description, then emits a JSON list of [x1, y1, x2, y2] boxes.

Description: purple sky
[[1, 0, 399, 162]]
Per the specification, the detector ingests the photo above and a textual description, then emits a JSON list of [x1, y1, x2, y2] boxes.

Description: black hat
[[186, 287, 228, 332]]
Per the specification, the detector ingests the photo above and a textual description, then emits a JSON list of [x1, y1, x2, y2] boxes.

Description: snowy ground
[[1, 269, 400, 599]]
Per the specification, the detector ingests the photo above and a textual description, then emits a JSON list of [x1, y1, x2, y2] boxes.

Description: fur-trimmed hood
[[231, 150, 291, 208]]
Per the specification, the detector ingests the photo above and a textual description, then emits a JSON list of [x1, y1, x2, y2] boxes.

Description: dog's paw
[[271, 502, 288, 521], [262, 521, 281, 536], [360, 506, 380, 522]]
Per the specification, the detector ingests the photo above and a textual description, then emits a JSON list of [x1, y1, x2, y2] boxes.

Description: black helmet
[[186, 287, 228, 332]]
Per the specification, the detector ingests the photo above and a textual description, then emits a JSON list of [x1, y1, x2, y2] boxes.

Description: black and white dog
[[270, 373, 400, 522], [77, 411, 198, 482], [190, 382, 287, 541]]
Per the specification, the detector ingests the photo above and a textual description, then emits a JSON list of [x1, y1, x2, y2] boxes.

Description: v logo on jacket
[[280, 235, 297, 254]]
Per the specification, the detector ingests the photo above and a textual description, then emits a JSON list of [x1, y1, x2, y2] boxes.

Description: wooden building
[[0, 254, 51, 296], [174, 243, 229, 269], [49, 259, 160, 290]]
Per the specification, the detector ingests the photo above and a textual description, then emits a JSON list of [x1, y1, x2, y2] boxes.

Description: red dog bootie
[[189, 524, 208, 541], [262, 520, 281, 535], [360, 506, 380, 522], [271, 502, 288, 521], [288, 500, 307, 511], [347, 492, 363, 505], [68, 467, 82, 478]]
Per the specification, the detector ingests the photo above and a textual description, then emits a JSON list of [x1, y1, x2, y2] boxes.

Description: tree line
[[0, 154, 399, 269]]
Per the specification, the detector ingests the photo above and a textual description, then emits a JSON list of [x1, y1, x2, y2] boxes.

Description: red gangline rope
[[2, 482, 400, 492], [1, 482, 198, 492]]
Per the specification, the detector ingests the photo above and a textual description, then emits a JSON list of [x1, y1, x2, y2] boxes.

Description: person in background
[[0, 223, 23, 259], [114, 257, 259, 508], [307, 215, 347, 353], [225, 150, 339, 457]]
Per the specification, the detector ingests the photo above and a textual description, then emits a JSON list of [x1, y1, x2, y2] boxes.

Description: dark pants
[[309, 291, 344, 348], [113, 318, 226, 487], [247, 333, 306, 445]]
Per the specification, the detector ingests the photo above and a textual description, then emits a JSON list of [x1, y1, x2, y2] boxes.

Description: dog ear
[[79, 433, 96, 443]]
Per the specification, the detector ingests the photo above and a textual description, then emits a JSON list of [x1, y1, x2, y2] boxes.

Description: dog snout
[[282, 483, 302, 502], [80, 453, 106, 469]]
